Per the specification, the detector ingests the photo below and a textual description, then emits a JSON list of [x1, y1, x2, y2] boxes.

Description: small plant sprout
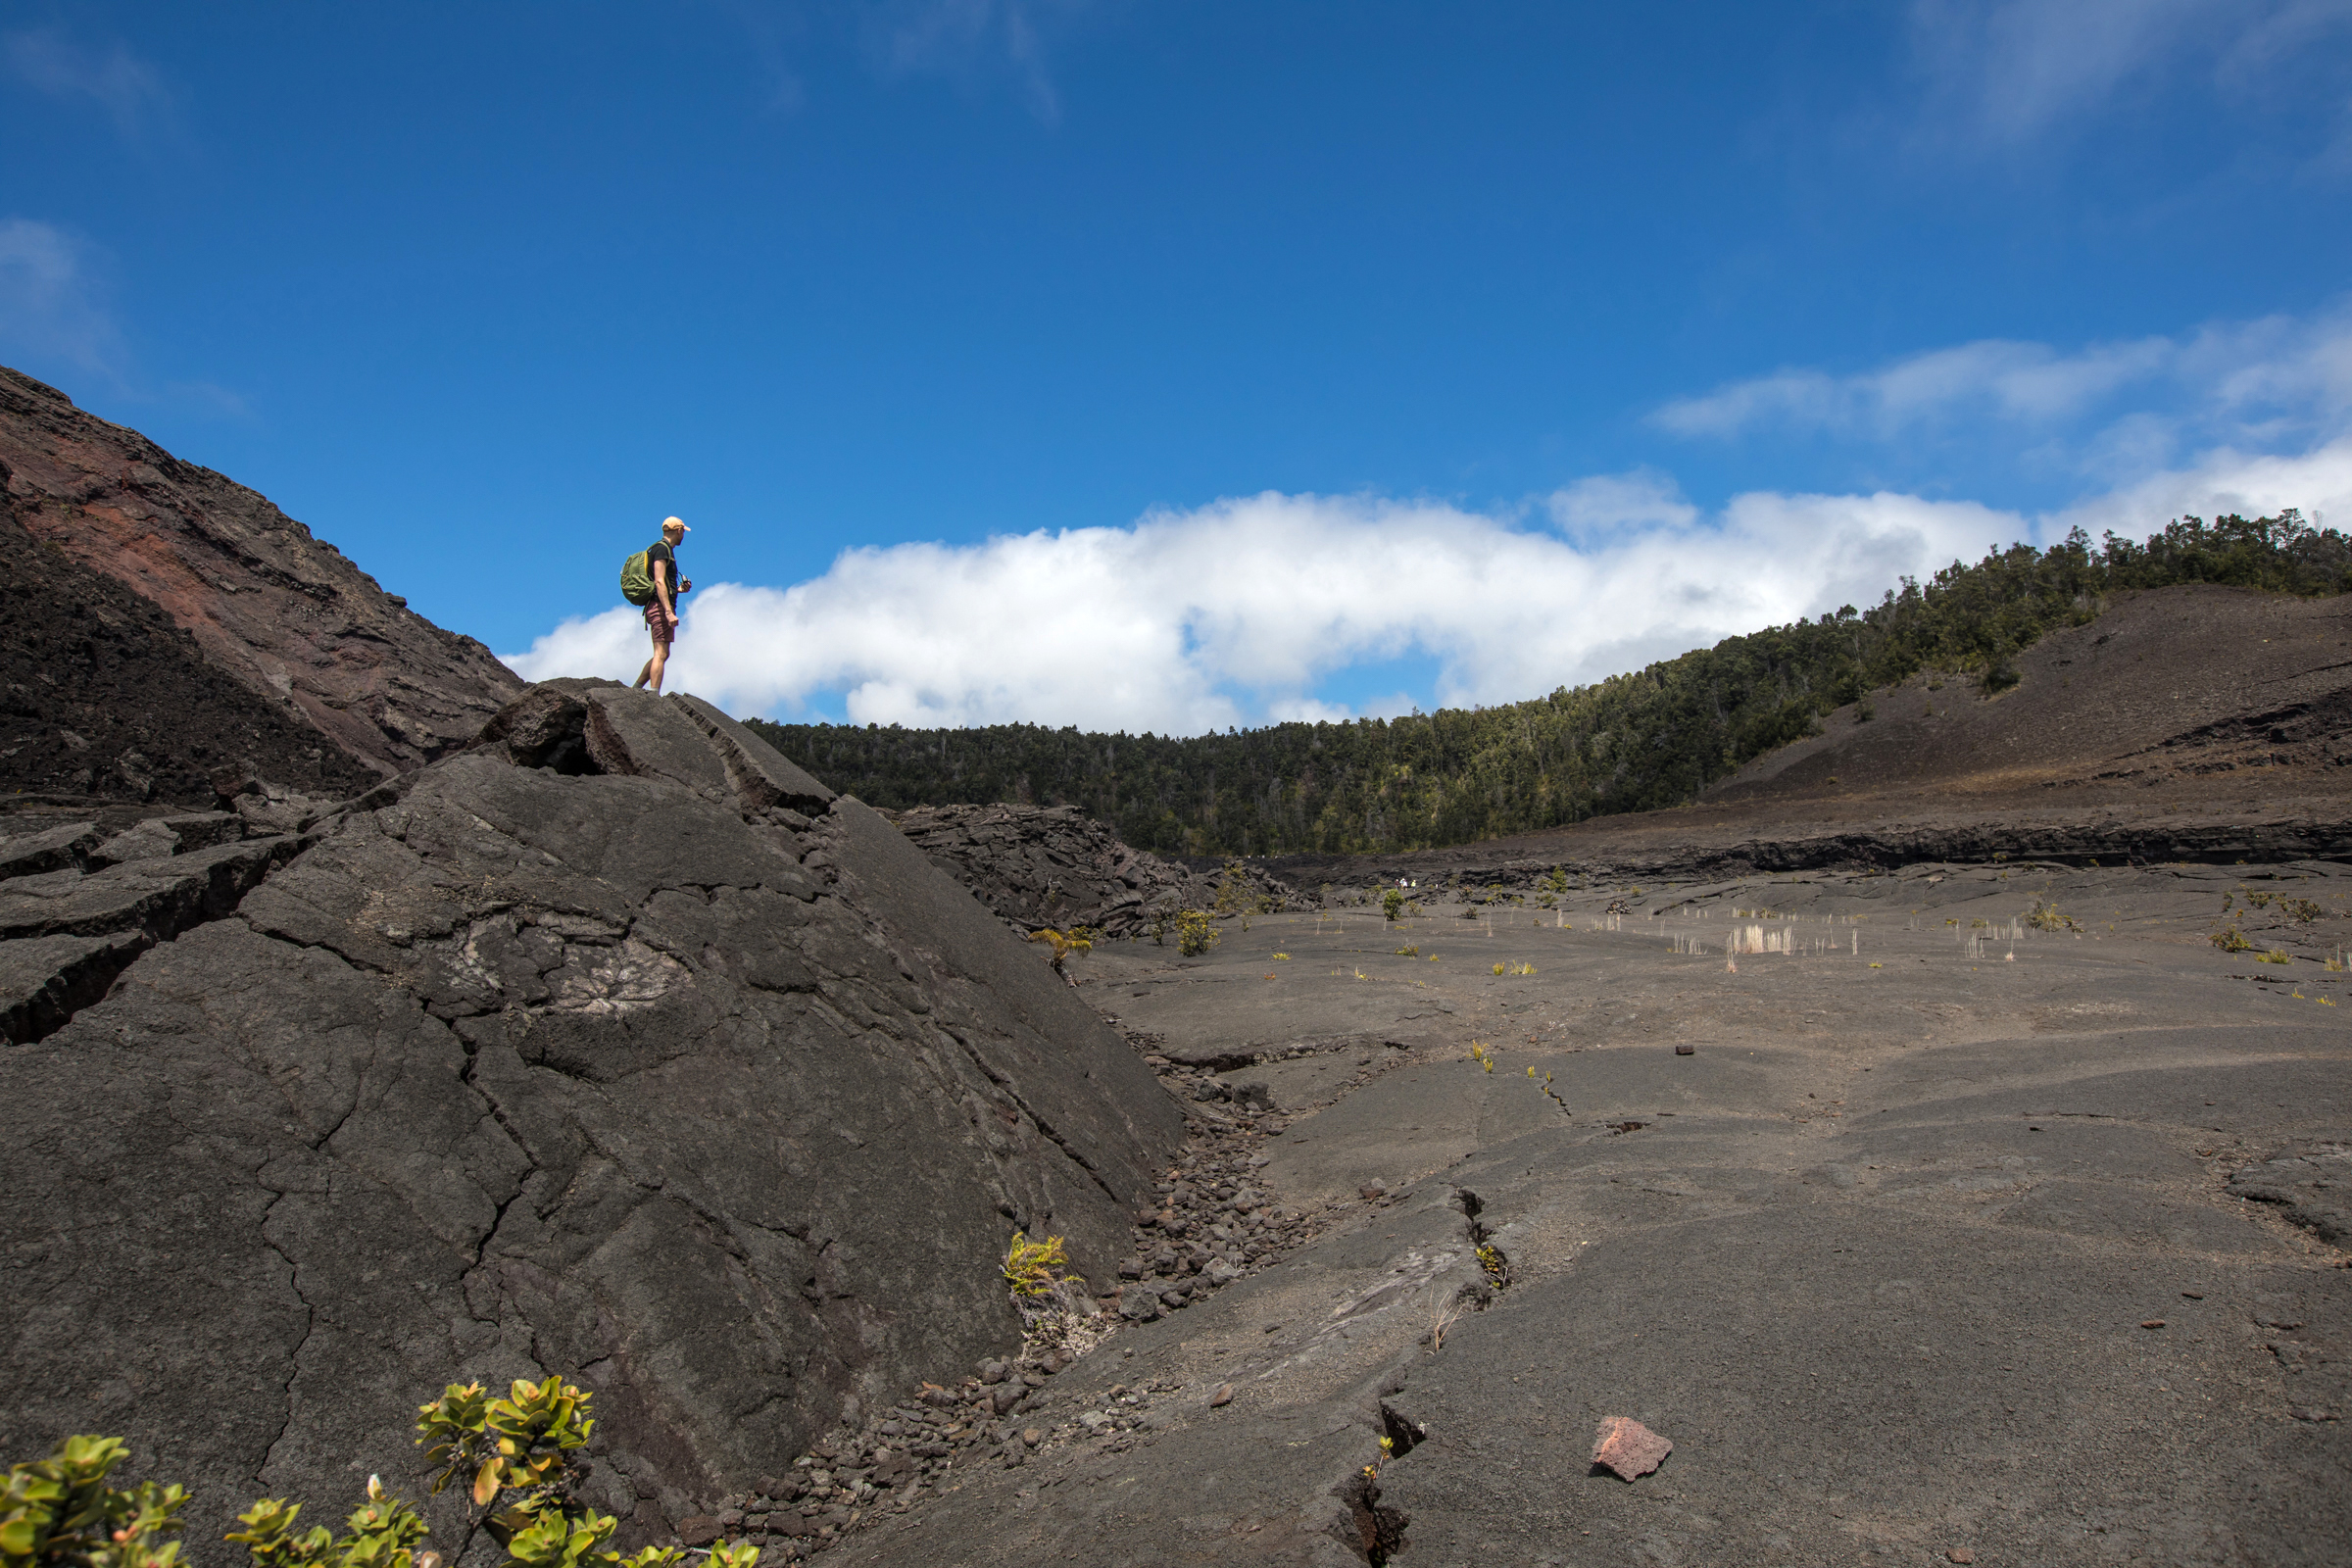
[[1272, 952, 1291, 960], [2258, 949, 2293, 965], [1395, 945, 1419, 957], [1427, 1290, 1464, 1351], [1468, 1042, 1494, 1073], [1475, 1243, 1510, 1288], [1027, 927, 1092, 985], [1378, 1436, 1395, 1458], [1492, 962, 1506, 975]]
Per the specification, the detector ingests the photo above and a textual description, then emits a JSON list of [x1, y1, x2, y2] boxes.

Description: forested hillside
[[749, 514, 2348, 857]]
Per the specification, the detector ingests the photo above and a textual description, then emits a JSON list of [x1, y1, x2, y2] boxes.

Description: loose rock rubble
[[883, 803, 1296, 941]]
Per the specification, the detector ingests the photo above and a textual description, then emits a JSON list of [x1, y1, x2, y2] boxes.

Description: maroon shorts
[[644, 602, 676, 646]]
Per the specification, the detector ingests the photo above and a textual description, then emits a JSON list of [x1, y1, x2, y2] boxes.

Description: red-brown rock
[[0, 366, 522, 777], [1590, 1415, 1672, 1481]]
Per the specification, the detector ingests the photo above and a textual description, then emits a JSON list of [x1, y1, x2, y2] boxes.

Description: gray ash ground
[[790, 864, 2350, 1567]]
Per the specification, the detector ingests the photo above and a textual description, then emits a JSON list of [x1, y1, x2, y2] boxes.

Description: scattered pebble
[[1210, 1384, 1234, 1407], [2141, 1319, 2167, 1329]]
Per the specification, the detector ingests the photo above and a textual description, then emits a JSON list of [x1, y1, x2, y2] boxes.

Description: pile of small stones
[[1112, 1095, 1335, 1324], [680, 1347, 1115, 1561]]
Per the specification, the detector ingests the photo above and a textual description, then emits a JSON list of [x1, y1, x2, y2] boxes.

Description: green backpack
[[619, 549, 656, 606]]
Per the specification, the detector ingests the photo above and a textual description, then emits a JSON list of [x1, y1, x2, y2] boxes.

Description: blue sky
[[5, 2, 2351, 732]]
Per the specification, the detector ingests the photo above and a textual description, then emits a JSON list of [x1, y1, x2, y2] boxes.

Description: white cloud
[[1545, 468, 1697, 534], [2053, 432, 2352, 535], [502, 488, 2019, 734], [4, 28, 173, 144], [0, 219, 126, 381], [1906, 0, 2352, 148], [1653, 305, 2352, 474], [860, 0, 1079, 123]]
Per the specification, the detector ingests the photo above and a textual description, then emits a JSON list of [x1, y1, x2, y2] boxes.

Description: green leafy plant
[[2, 1435, 189, 1568], [2025, 899, 2081, 933], [225, 1479, 428, 1568], [11, 1380, 713, 1568], [1394, 945, 1418, 957], [2212, 927, 2254, 953], [1002, 1231, 1079, 1298], [416, 1377, 593, 1520], [2257, 949, 2293, 965], [2282, 898, 2326, 922], [1475, 1244, 1510, 1289], [1176, 909, 1220, 957], [1027, 927, 1093, 982], [1211, 860, 1252, 916], [1381, 889, 1405, 923]]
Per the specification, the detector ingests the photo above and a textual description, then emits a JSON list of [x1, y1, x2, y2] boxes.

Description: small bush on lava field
[[2026, 899, 2082, 933], [1002, 1231, 1079, 1299], [1176, 909, 1220, 957], [7, 1380, 747, 1568]]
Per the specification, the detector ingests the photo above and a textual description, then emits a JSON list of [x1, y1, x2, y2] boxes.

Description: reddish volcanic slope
[[0, 367, 521, 776]]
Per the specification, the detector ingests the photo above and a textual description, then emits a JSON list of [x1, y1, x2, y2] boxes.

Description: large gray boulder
[[0, 685, 1184, 1555]]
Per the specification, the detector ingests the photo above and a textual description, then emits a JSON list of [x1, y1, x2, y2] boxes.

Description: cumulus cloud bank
[[505, 486, 2025, 734], [503, 440, 2352, 736], [506, 302, 2352, 737]]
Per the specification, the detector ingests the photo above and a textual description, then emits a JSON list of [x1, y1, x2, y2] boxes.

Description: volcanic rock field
[[0, 370, 2346, 1566]]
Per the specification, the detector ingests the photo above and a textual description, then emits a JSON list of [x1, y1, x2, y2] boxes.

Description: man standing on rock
[[632, 515, 692, 694]]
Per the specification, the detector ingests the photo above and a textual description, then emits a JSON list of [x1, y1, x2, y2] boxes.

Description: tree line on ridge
[[747, 513, 2347, 857]]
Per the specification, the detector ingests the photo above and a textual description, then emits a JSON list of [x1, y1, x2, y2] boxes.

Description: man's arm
[[654, 559, 676, 622]]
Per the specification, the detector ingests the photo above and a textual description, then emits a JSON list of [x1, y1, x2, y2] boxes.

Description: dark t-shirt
[[645, 540, 680, 600]]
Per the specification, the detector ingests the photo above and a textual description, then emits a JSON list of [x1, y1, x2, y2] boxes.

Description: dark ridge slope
[[0, 470, 378, 804], [0, 365, 523, 775]]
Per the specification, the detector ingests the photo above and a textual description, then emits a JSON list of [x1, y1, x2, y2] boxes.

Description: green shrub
[[1381, 890, 1405, 923], [1176, 910, 1220, 957], [7, 1382, 757, 1568], [2026, 900, 2081, 933], [1, 1434, 189, 1568]]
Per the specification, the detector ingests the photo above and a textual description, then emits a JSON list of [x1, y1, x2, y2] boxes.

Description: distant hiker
[[623, 516, 692, 693]]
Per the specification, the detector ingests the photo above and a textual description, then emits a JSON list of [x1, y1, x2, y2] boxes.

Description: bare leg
[[633, 627, 670, 691]]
